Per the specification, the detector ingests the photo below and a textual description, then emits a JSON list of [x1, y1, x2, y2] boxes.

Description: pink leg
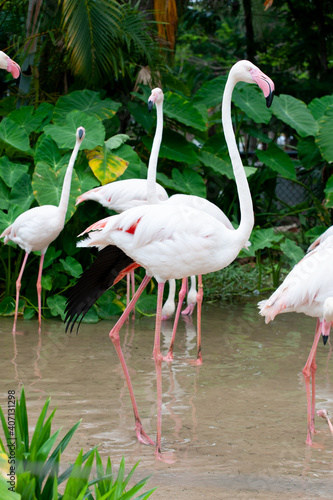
[[302, 319, 322, 446], [109, 275, 155, 446], [154, 283, 174, 463], [131, 270, 135, 320], [13, 252, 29, 333], [126, 273, 130, 309], [164, 277, 187, 362], [194, 275, 203, 365], [36, 253, 45, 329]]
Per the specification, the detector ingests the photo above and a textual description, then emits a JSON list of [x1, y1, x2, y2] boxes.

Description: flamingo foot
[[163, 351, 174, 362], [189, 356, 203, 366], [154, 447, 176, 464], [135, 421, 155, 446], [181, 303, 195, 316]]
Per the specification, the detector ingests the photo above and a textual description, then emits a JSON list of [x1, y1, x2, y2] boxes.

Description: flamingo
[[64, 60, 274, 459], [147, 87, 251, 363], [258, 236, 333, 446], [1, 127, 85, 333], [0, 51, 20, 79], [75, 129, 169, 309]]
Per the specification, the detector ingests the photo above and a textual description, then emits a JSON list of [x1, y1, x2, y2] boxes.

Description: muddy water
[[1, 297, 333, 499]]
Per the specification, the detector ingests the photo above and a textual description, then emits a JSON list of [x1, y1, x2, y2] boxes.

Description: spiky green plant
[[0, 388, 156, 499]]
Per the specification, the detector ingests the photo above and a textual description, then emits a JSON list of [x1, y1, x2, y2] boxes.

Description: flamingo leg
[[302, 319, 322, 446], [109, 274, 155, 446], [164, 277, 187, 362], [36, 253, 45, 330], [13, 252, 29, 333], [131, 270, 135, 320], [126, 273, 130, 309], [194, 275, 203, 365], [153, 282, 164, 459]]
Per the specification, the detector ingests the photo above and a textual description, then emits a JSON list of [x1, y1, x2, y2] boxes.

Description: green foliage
[[0, 388, 156, 499]]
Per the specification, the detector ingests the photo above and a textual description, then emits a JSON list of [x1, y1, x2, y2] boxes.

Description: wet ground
[[1, 297, 333, 499]]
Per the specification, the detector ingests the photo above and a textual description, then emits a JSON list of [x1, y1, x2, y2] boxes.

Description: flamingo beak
[[249, 68, 275, 108], [148, 98, 155, 112], [78, 127, 85, 140], [7, 58, 20, 79]]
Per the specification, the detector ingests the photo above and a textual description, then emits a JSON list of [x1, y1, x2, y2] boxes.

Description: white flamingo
[[64, 60, 274, 460], [258, 235, 333, 446], [1, 127, 85, 332], [147, 86, 251, 363]]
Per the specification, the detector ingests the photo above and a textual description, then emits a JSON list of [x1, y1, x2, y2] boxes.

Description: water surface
[[1, 297, 333, 499]]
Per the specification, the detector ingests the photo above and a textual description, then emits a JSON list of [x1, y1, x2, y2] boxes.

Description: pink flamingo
[[147, 87, 250, 363], [1, 127, 85, 332], [75, 126, 168, 309], [65, 60, 274, 459], [258, 236, 333, 446], [0, 50, 20, 79]]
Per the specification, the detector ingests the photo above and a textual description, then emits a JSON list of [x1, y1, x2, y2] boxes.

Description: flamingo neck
[[222, 75, 254, 243], [58, 140, 81, 219], [147, 99, 163, 204]]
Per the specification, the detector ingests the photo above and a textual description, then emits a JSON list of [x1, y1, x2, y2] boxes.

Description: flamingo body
[[76, 178, 168, 211], [1, 127, 85, 332], [258, 235, 333, 445]]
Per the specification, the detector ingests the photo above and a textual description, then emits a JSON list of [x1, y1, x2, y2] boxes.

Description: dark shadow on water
[[1, 297, 333, 498]]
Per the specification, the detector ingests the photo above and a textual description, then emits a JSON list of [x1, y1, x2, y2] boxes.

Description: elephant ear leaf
[[32, 153, 81, 222], [85, 143, 128, 185], [44, 110, 105, 150]]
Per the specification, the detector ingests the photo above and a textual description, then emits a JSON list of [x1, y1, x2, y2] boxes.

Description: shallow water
[[1, 297, 333, 498]]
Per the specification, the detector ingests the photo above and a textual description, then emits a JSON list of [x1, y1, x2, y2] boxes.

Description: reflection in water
[[1, 300, 333, 497]]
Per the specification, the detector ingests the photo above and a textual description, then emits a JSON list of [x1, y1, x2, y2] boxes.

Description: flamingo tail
[[64, 245, 139, 333]]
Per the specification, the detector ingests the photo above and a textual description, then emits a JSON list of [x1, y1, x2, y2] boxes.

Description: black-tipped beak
[[266, 89, 274, 108], [78, 128, 84, 139], [148, 99, 154, 112], [323, 335, 329, 346]]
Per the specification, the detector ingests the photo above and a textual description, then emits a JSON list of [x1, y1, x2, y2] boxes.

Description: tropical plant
[[0, 387, 156, 499]]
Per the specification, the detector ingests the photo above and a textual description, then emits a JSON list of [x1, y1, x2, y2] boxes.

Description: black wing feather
[[64, 245, 134, 333]]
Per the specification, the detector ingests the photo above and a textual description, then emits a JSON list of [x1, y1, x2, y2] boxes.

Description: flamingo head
[[0, 51, 20, 79], [76, 126, 86, 142], [148, 87, 164, 112], [231, 60, 275, 108]]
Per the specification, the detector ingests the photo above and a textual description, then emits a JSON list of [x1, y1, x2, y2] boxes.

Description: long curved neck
[[147, 99, 163, 204], [58, 139, 81, 219], [222, 75, 254, 242]]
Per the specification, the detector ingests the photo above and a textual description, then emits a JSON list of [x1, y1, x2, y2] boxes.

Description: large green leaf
[[10, 173, 34, 212], [316, 106, 333, 162], [105, 134, 130, 150], [198, 149, 233, 178], [0, 156, 28, 188], [60, 256, 83, 278], [35, 135, 63, 167], [232, 85, 272, 124], [163, 91, 207, 131], [142, 129, 198, 164], [0, 204, 25, 233], [271, 94, 318, 137], [112, 144, 147, 180], [297, 136, 323, 169], [0, 179, 10, 210], [256, 143, 297, 180], [192, 75, 227, 108], [47, 295, 67, 319], [85, 143, 128, 184], [127, 100, 154, 131], [8, 104, 53, 135], [0, 117, 30, 151], [248, 228, 284, 254], [44, 111, 105, 150], [308, 95, 333, 121], [171, 168, 206, 197], [32, 154, 81, 221], [280, 239, 304, 267], [53, 90, 121, 124]]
